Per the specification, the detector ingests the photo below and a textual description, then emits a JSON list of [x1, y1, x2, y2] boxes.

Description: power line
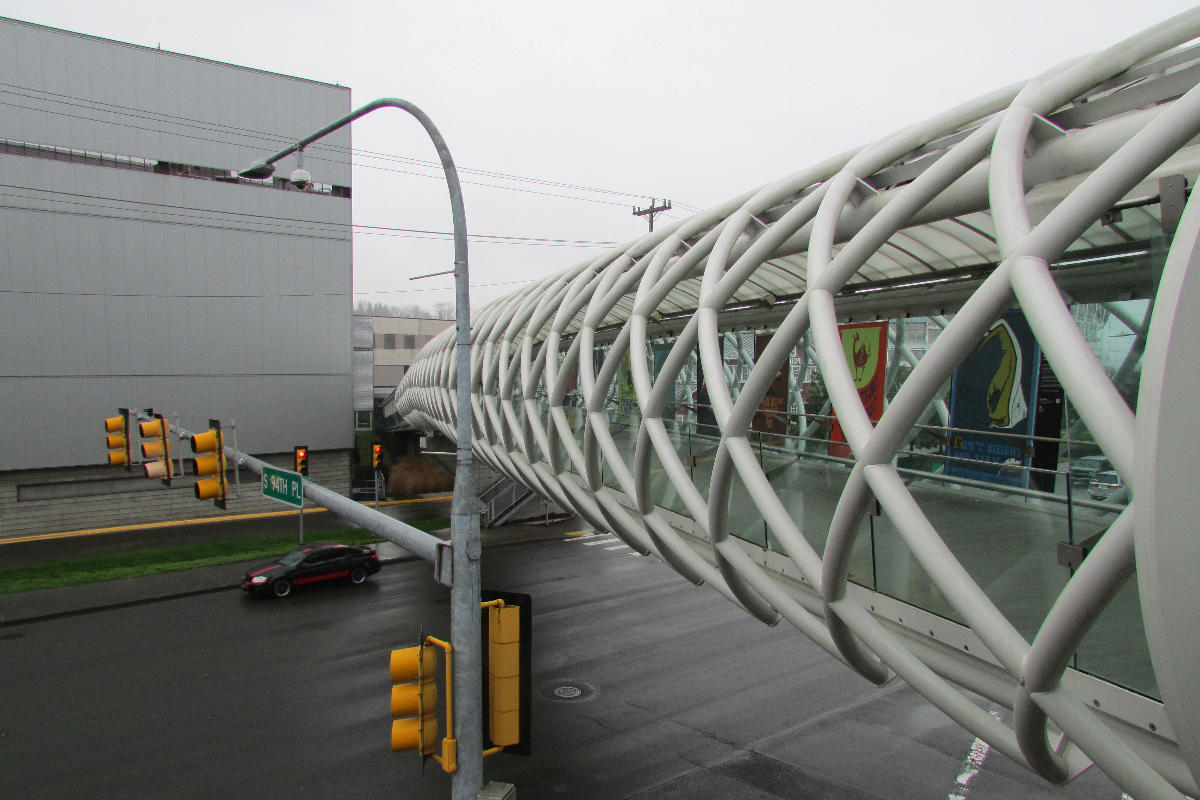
[[353, 278, 538, 296], [0, 184, 620, 247], [0, 81, 702, 210], [0, 95, 654, 211], [0, 201, 349, 242], [0, 200, 614, 248]]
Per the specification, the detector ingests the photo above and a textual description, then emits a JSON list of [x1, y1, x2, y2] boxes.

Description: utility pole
[[633, 198, 672, 232]]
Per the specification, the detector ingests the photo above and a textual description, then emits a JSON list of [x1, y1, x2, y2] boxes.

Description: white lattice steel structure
[[396, 11, 1200, 798]]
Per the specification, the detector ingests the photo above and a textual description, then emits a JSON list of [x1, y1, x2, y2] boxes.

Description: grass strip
[[0, 519, 448, 595]]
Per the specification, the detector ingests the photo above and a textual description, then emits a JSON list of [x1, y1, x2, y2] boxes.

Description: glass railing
[[1075, 564, 1157, 697], [755, 433, 875, 588], [559, 399, 1152, 699]]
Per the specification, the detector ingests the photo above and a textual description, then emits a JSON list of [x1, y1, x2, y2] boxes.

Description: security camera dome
[[290, 168, 312, 190]]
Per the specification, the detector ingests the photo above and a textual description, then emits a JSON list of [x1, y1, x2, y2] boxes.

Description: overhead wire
[[1, 81, 691, 303], [0, 95, 666, 211], [352, 278, 538, 296], [0, 80, 702, 210], [0, 184, 621, 247]]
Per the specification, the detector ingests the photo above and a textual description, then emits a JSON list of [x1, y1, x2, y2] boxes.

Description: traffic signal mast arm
[[129, 412, 442, 563], [426, 636, 457, 772]]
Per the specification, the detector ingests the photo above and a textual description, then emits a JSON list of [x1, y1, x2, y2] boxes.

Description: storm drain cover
[[541, 679, 597, 702]]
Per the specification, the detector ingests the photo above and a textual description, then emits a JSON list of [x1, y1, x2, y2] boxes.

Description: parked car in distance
[[1088, 471, 1124, 501], [1070, 455, 1112, 486], [243, 543, 380, 598]]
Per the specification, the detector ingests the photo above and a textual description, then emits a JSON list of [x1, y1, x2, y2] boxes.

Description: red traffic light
[[294, 445, 309, 476]]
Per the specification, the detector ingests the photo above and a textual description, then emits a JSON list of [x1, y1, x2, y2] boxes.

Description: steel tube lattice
[[395, 12, 1200, 797]]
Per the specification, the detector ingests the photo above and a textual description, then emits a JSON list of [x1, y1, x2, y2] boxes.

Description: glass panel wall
[[535, 218, 1164, 698]]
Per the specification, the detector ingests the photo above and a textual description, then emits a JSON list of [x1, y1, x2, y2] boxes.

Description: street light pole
[[240, 98, 483, 800]]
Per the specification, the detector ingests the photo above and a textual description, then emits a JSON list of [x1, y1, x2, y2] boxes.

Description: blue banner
[[946, 310, 1041, 487]]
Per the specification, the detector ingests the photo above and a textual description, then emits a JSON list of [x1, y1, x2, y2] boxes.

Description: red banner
[[828, 321, 888, 458]]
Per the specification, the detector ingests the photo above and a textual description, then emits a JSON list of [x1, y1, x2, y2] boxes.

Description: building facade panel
[[1, 18, 351, 185], [0, 17, 354, 484]]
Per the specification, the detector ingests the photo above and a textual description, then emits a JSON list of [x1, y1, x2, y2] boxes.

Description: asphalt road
[[1, 533, 1132, 799]]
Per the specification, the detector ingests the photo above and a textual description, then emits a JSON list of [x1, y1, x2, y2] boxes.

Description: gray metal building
[[0, 17, 355, 535]]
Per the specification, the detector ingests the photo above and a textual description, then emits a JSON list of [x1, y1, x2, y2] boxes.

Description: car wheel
[[350, 567, 367, 585], [272, 579, 292, 598]]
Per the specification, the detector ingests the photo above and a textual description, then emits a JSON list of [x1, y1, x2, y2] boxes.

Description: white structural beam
[[395, 11, 1200, 798]]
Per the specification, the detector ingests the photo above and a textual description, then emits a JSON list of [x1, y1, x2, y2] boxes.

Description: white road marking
[[604, 544, 629, 551], [582, 538, 617, 546], [946, 709, 1002, 800]]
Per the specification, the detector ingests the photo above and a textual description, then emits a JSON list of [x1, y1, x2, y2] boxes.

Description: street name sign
[[262, 464, 304, 508]]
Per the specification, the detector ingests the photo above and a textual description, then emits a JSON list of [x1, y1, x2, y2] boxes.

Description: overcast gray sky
[[5, 1, 1198, 310]]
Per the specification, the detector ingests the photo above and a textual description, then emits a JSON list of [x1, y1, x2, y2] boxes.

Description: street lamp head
[[238, 160, 277, 180]]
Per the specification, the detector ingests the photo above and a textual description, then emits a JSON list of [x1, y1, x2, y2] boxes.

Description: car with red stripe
[[242, 543, 381, 598]]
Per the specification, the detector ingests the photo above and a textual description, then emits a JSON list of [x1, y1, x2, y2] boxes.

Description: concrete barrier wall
[[0, 449, 352, 539]]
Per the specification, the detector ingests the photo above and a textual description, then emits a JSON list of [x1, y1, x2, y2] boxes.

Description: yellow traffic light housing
[[138, 413, 172, 485], [294, 445, 309, 476], [390, 641, 441, 757], [481, 591, 531, 756], [372, 443, 382, 470], [190, 420, 228, 509], [486, 604, 521, 747], [390, 636, 457, 772], [104, 409, 131, 469]]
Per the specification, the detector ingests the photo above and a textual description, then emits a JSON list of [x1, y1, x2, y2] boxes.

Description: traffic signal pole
[[145, 413, 444, 563]]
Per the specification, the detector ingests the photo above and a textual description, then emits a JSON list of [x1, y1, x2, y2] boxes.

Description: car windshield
[[278, 549, 309, 567]]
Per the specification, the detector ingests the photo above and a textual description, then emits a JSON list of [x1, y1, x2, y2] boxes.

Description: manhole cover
[[541, 679, 597, 702]]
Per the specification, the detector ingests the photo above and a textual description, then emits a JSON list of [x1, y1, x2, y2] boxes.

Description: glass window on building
[[383, 333, 397, 349], [355, 410, 373, 430], [402, 334, 417, 349]]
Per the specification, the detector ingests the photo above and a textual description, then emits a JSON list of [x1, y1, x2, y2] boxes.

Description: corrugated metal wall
[[0, 18, 352, 184], [0, 18, 354, 470], [351, 316, 375, 412]]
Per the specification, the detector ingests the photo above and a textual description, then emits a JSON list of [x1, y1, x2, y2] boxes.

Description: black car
[[242, 543, 380, 598]]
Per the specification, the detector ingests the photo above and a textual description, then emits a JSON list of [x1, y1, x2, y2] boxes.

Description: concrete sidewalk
[[0, 517, 585, 627]]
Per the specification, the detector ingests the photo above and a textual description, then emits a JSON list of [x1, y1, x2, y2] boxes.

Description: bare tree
[[354, 300, 402, 316], [355, 300, 441, 318]]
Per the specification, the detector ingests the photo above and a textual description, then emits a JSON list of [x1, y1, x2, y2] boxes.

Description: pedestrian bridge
[[390, 13, 1200, 799]]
